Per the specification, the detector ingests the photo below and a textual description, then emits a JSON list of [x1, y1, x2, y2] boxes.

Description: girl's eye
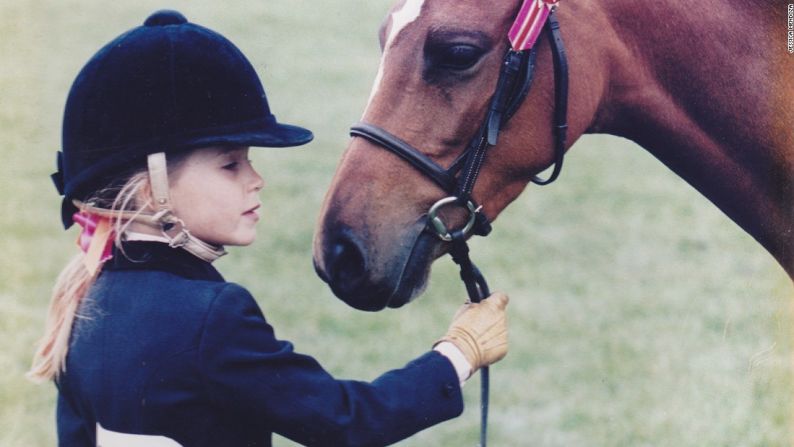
[[222, 162, 239, 170]]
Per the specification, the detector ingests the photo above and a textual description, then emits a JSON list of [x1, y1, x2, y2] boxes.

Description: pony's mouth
[[314, 219, 441, 312]]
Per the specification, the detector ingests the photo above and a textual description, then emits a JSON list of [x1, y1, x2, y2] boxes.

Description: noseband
[[350, 8, 569, 447]]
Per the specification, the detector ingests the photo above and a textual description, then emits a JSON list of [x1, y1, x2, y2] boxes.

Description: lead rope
[[441, 17, 536, 446], [446, 9, 566, 444], [448, 230, 491, 447], [351, 3, 568, 444]]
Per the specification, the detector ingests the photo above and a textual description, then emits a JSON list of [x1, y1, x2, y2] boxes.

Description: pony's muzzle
[[315, 228, 392, 311], [327, 234, 366, 292]]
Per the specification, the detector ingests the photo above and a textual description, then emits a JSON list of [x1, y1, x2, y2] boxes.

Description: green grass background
[[1, 1, 792, 446]]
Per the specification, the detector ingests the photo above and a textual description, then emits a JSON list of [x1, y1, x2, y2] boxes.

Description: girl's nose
[[251, 169, 265, 192]]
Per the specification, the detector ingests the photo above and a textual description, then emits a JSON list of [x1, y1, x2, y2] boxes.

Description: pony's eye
[[430, 44, 484, 71]]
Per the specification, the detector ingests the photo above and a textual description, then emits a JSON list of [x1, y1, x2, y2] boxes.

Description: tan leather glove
[[435, 292, 509, 373]]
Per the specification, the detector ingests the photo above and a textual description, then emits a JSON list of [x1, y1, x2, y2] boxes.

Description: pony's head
[[314, 0, 591, 310]]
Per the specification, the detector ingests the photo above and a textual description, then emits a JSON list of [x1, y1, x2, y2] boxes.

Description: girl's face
[[168, 146, 264, 246]]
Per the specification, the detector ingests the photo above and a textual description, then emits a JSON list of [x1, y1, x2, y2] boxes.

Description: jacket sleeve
[[198, 283, 464, 447]]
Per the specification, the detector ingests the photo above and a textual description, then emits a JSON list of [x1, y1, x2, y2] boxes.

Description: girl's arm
[[198, 283, 463, 447]]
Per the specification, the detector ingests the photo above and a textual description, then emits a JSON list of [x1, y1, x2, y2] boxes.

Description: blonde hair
[[28, 171, 152, 382]]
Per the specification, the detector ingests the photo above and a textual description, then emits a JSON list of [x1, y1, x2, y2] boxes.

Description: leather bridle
[[350, 10, 569, 447], [351, 11, 568, 242]]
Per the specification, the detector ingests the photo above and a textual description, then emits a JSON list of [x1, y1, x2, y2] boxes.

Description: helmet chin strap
[[145, 152, 227, 262], [72, 154, 227, 263]]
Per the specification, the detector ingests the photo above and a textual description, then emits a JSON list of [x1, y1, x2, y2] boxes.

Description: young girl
[[29, 10, 509, 447]]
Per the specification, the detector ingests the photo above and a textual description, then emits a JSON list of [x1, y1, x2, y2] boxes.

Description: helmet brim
[[190, 121, 314, 149], [59, 121, 314, 229]]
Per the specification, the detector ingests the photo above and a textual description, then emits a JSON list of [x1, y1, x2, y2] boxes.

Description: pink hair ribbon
[[73, 212, 115, 275]]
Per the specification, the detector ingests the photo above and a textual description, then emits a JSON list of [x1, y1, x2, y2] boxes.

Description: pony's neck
[[576, 0, 794, 275]]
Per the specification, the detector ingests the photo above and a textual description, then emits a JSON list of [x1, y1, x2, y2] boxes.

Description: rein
[[351, 4, 568, 446]]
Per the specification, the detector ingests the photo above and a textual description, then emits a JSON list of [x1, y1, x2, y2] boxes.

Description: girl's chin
[[202, 231, 257, 248]]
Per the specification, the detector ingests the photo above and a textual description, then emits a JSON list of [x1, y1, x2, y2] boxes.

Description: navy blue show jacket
[[56, 242, 463, 446]]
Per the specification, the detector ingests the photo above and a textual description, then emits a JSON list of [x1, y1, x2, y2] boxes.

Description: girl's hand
[[435, 292, 509, 373]]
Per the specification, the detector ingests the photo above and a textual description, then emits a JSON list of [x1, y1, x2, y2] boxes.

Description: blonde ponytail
[[28, 171, 152, 382], [27, 255, 97, 382]]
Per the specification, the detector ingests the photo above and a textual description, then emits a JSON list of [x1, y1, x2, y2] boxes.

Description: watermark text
[[788, 3, 794, 53]]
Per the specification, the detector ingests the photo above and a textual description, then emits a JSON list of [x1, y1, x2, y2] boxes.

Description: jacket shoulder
[[76, 270, 255, 356], [93, 269, 243, 310]]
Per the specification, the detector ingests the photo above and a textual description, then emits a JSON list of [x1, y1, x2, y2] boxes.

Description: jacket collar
[[105, 241, 225, 282]]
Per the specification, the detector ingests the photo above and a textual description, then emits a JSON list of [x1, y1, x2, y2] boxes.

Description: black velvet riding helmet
[[52, 10, 313, 228]]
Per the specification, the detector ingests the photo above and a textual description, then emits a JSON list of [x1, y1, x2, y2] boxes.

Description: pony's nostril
[[327, 235, 366, 291]]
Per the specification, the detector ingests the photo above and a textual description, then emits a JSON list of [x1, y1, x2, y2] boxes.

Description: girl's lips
[[243, 204, 261, 220]]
